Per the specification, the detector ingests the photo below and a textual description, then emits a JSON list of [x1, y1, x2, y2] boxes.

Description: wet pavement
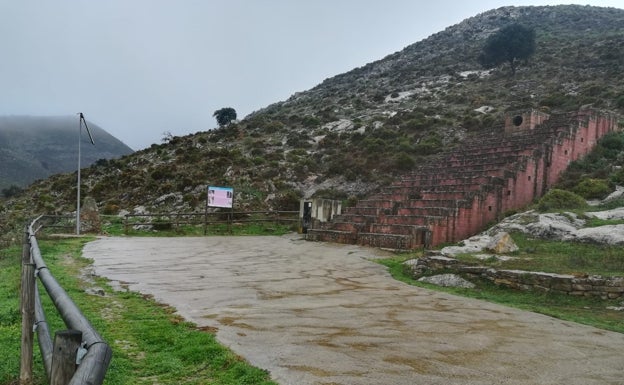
[[82, 234, 624, 385]]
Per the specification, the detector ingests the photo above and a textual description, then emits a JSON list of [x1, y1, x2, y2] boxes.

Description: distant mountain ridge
[[0, 116, 133, 190]]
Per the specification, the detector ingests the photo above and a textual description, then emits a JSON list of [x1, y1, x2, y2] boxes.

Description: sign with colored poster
[[207, 186, 234, 208]]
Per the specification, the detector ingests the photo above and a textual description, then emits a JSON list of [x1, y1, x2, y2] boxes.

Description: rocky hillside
[[0, 116, 133, 191], [1, 5, 623, 240]]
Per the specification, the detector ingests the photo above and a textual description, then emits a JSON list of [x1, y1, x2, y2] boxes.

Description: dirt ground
[[82, 234, 624, 385]]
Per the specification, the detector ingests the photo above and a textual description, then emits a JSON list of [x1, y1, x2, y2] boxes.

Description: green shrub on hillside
[[572, 178, 612, 200], [537, 189, 588, 212]]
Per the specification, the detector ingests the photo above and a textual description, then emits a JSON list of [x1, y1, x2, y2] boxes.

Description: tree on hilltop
[[213, 107, 237, 127], [479, 23, 536, 75]]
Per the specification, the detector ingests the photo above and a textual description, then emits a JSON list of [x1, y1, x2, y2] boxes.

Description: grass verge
[[454, 232, 624, 276], [100, 215, 295, 237], [377, 252, 624, 335], [0, 237, 277, 385]]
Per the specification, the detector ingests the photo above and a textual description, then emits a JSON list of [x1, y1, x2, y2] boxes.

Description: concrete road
[[83, 234, 624, 385]]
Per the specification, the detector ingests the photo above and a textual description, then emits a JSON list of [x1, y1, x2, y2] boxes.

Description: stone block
[[571, 283, 592, 292]]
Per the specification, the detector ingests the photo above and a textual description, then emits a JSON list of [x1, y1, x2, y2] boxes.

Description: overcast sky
[[2, 1, 622, 150]]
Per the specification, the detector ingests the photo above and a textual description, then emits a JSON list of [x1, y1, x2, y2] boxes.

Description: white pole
[[76, 114, 81, 235]]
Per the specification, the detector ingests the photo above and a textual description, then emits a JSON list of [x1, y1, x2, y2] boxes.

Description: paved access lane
[[83, 235, 624, 385]]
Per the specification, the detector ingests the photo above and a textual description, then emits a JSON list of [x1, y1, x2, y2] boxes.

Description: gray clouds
[[1, 1, 621, 150]]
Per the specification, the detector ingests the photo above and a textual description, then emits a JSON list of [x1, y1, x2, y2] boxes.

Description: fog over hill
[[0, 116, 133, 190]]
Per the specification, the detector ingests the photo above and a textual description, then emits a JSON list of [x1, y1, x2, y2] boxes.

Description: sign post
[[205, 186, 234, 234]]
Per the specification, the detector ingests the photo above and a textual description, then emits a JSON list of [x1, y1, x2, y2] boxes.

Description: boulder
[[571, 225, 624, 245], [486, 232, 518, 254], [80, 196, 101, 233], [418, 274, 475, 289]]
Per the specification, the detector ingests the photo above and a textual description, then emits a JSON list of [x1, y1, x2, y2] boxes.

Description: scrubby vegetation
[[1, 5, 623, 246], [536, 189, 588, 212], [555, 131, 624, 200]]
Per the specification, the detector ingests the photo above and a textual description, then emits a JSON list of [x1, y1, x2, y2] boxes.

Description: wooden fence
[[20, 216, 112, 385], [123, 210, 300, 234]]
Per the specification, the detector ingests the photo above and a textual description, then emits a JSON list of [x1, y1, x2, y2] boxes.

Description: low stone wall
[[408, 254, 624, 299]]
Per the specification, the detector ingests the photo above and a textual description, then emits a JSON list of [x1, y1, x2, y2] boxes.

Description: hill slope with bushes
[[1, 5, 623, 241]]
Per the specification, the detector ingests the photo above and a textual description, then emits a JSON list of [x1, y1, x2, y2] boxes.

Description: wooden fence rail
[[20, 216, 112, 385], [123, 210, 300, 234]]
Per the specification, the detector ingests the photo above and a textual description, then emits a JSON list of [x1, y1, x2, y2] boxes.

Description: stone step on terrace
[[342, 206, 381, 216], [356, 232, 422, 250], [396, 206, 455, 217], [461, 131, 555, 146], [305, 229, 358, 245], [458, 133, 552, 152], [306, 110, 619, 250], [445, 155, 528, 168], [419, 190, 480, 201], [404, 198, 471, 209], [389, 177, 496, 191], [308, 226, 427, 250], [329, 213, 376, 225], [369, 223, 428, 235], [399, 173, 512, 192], [459, 138, 548, 153], [397, 174, 508, 189], [456, 141, 541, 155], [445, 154, 530, 168], [453, 133, 546, 150], [449, 145, 535, 158], [352, 199, 397, 210], [399, 171, 509, 188], [410, 159, 526, 175], [375, 215, 447, 227], [381, 184, 485, 201], [438, 158, 529, 172], [370, 190, 480, 204], [323, 221, 363, 233], [373, 187, 482, 202]]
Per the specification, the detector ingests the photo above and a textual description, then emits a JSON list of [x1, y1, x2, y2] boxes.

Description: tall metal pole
[[76, 114, 82, 235]]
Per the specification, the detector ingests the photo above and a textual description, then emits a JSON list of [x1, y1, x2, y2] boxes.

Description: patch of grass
[[102, 215, 297, 237], [0, 238, 277, 385], [453, 232, 624, 276], [584, 217, 624, 227], [591, 197, 624, 211], [377, 255, 624, 334]]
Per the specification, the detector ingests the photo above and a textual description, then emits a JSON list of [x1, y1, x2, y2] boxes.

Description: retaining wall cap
[[427, 255, 458, 262], [499, 270, 575, 279]]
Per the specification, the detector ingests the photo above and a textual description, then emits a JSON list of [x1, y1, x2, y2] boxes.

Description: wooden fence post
[[50, 330, 82, 385], [20, 230, 35, 385]]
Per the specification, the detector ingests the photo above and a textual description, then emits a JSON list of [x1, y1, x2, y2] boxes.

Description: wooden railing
[[123, 210, 300, 234], [20, 216, 112, 385]]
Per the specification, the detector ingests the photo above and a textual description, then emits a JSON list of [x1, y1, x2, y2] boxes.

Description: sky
[[2, 1, 623, 150]]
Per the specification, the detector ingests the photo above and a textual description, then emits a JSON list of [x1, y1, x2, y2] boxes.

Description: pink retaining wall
[[427, 110, 619, 246]]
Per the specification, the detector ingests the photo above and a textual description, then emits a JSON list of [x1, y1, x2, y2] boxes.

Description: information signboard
[[207, 186, 234, 208]]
